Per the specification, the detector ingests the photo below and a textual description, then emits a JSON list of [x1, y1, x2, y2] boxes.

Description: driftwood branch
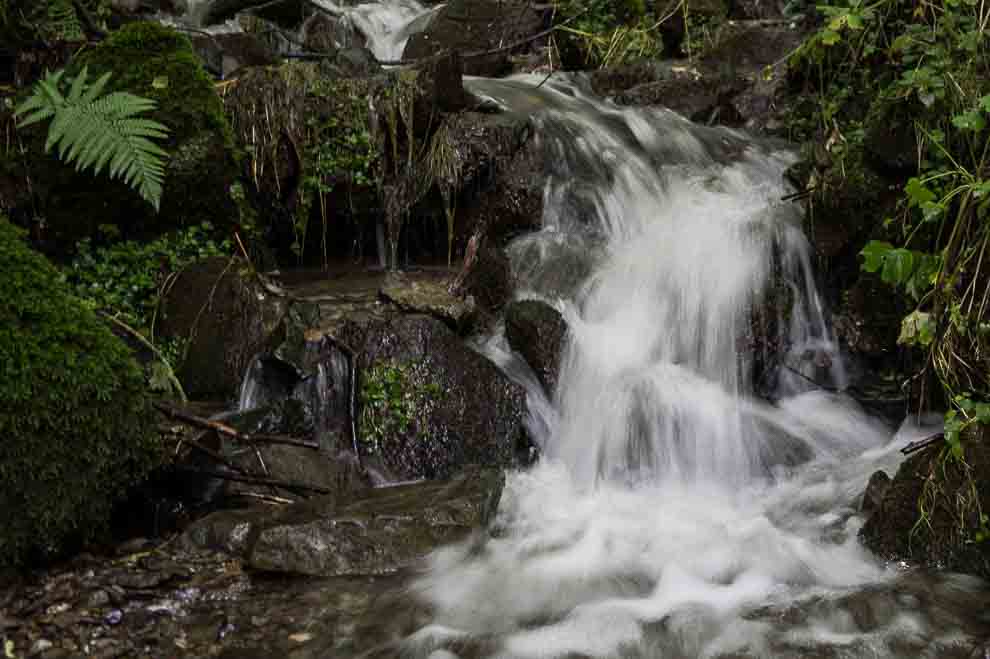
[[154, 403, 320, 450], [901, 432, 946, 455]]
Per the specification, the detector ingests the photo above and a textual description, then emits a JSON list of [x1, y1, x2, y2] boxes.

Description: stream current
[[384, 74, 990, 659], [194, 2, 988, 656]]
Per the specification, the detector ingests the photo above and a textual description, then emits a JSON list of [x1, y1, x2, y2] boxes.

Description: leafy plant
[[358, 361, 442, 454], [555, 0, 663, 68], [791, 0, 989, 544], [65, 223, 232, 396], [0, 216, 161, 566], [15, 66, 171, 210]]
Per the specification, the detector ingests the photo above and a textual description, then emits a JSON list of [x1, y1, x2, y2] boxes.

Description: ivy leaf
[[821, 29, 841, 45], [898, 310, 934, 346], [861, 240, 892, 272], [846, 12, 864, 29], [980, 95, 990, 113], [952, 110, 986, 132], [881, 248, 915, 285], [921, 200, 943, 222], [905, 177, 936, 206]]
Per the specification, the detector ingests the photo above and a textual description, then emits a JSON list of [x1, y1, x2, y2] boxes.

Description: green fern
[[15, 66, 171, 211]]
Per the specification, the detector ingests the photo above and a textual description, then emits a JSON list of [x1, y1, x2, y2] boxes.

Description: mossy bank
[[0, 217, 162, 566]]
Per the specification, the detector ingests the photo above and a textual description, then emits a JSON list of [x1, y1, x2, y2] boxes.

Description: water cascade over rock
[[395, 75, 990, 658]]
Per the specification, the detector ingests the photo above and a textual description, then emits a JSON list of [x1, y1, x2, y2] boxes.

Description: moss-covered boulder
[[0, 217, 162, 566], [158, 256, 289, 400], [860, 426, 990, 579], [19, 22, 239, 251]]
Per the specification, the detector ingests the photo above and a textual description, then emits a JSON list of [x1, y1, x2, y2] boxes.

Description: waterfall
[[399, 75, 970, 658], [310, 0, 442, 62]]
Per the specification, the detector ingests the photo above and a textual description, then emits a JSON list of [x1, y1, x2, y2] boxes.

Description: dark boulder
[[504, 300, 567, 396], [615, 74, 743, 125], [460, 246, 515, 313], [860, 470, 891, 514], [182, 468, 505, 576], [338, 314, 532, 481], [860, 427, 990, 579], [159, 256, 289, 400], [445, 112, 544, 254], [402, 0, 546, 76], [190, 31, 278, 78]]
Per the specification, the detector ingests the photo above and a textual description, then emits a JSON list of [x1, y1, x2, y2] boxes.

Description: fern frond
[[15, 67, 171, 211]]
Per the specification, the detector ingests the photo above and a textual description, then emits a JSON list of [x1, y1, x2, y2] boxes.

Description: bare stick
[[154, 403, 321, 450]]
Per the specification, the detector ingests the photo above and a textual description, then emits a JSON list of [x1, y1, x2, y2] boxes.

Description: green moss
[[17, 22, 239, 251], [0, 217, 162, 566], [359, 360, 443, 454], [79, 22, 232, 148]]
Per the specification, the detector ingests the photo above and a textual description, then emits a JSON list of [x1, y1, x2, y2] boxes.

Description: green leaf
[[12, 66, 170, 211], [951, 110, 986, 132], [821, 29, 841, 45], [881, 248, 915, 285], [905, 177, 936, 206], [897, 310, 934, 346], [861, 240, 893, 272]]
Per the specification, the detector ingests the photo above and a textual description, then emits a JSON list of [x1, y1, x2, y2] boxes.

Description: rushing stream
[[379, 76, 990, 658], [180, 4, 988, 656]]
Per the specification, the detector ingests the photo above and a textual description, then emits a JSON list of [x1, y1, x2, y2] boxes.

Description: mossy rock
[[0, 217, 161, 566], [20, 22, 239, 252], [860, 425, 990, 579]]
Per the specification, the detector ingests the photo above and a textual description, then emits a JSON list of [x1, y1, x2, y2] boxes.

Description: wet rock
[[504, 300, 567, 396], [339, 314, 531, 481], [460, 246, 515, 313], [832, 273, 907, 366], [446, 112, 544, 255], [159, 256, 289, 399], [860, 426, 990, 579], [589, 61, 671, 97], [180, 509, 263, 556], [860, 470, 891, 514], [380, 271, 476, 332], [402, 0, 546, 76], [190, 31, 278, 78], [225, 443, 371, 502], [616, 72, 742, 125], [248, 468, 504, 576], [301, 10, 366, 52]]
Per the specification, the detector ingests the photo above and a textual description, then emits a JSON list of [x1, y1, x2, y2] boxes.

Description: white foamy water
[[394, 75, 990, 658], [312, 0, 441, 61]]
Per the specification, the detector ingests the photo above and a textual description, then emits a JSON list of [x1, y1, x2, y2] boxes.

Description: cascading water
[[394, 75, 989, 658], [311, 0, 441, 62]]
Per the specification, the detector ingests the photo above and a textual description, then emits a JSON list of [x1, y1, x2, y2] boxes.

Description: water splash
[[311, 0, 442, 61], [399, 75, 989, 658]]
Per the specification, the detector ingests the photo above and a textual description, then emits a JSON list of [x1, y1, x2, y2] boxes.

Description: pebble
[[29, 638, 53, 655], [87, 590, 111, 607], [104, 609, 123, 626]]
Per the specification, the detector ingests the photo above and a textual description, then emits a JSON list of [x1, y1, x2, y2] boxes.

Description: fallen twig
[[154, 403, 321, 450], [901, 432, 946, 455]]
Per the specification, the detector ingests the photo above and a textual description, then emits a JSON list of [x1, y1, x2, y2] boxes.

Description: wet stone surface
[[0, 546, 425, 658], [0, 470, 502, 658]]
